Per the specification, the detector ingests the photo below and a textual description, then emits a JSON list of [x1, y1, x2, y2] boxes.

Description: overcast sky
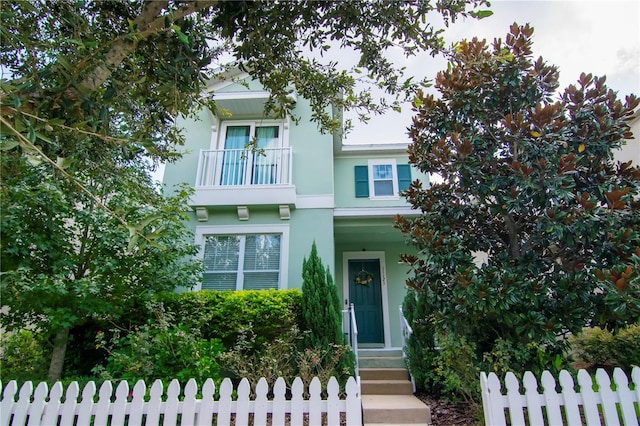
[[343, 0, 640, 145]]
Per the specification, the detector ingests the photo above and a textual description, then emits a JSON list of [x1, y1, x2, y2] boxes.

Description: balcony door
[[219, 123, 281, 186]]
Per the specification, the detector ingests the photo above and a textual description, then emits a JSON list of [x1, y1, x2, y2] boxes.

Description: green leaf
[[35, 132, 53, 144], [470, 10, 493, 19], [0, 140, 20, 151], [27, 126, 36, 142], [126, 234, 139, 254], [55, 156, 73, 170]]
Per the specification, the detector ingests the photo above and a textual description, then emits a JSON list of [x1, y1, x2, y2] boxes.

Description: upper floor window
[[220, 123, 282, 150], [218, 121, 287, 186], [354, 160, 412, 199]]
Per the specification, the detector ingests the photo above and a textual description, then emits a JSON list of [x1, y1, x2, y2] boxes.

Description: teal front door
[[348, 259, 384, 344]]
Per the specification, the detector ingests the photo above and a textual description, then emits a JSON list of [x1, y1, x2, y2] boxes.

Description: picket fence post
[[0, 375, 362, 426], [481, 366, 640, 426]]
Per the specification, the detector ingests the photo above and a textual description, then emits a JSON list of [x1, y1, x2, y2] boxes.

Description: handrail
[[399, 305, 416, 393], [350, 303, 359, 379], [342, 304, 359, 380]]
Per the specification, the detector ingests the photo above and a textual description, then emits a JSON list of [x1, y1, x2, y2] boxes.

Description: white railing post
[[399, 305, 416, 393], [349, 303, 359, 379]]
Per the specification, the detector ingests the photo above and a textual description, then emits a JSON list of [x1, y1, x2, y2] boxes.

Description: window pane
[[202, 272, 237, 290], [202, 233, 281, 291], [255, 126, 279, 149], [221, 126, 250, 185], [203, 236, 240, 271], [374, 180, 394, 196], [373, 164, 392, 180], [244, 235, 281, 270], [244, 272, 279, 290], [224, 126, 250, 149]]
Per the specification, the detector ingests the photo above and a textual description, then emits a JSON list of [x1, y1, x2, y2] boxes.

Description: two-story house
[[162, 71, 427, 349]]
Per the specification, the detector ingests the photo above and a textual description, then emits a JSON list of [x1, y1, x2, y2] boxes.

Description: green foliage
[[219, 325, 299, 389], [0, 329, 48, 382], [94, 303, 224, 384], [1, 0, 488, 167], [402, 290, 440, 393], [301, 242, 344, 349], [156, 289, 302, 347], [611, 324, 640, 368], [433, 334, 480, 403], [569, 327, 615, 367], [397, 24, 640, 397], [570, 324, 640, 370], [0, 154, 201, 380], [220, 324, 353, 395]]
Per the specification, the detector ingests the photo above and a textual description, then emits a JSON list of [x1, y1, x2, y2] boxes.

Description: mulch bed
[[415, 392, 482, 426]]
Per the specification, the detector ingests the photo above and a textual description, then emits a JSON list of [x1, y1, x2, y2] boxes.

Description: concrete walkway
[[359, 349, 431, 426], [362, 394, 431, 426]]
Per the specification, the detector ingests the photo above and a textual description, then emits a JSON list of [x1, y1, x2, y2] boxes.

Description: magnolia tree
[[396, 24, 640, 383]]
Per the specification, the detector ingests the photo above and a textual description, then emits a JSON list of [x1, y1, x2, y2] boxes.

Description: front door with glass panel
[[220, 123, 281, 185], [348, 259, 384, 344]]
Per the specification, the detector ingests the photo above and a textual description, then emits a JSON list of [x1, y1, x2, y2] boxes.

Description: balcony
[[191, 147, 296, 207]]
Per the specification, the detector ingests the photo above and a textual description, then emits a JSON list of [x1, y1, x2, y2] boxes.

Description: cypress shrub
[[301, 242, 343, 348], [301, 242, 355, 380]]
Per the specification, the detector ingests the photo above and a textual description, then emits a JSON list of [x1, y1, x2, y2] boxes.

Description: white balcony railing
[[195, 147, 292, 188]]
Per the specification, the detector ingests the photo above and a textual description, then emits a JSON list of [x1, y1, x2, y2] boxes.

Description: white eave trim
[[334, 206, 420, 218], [213, 91, 270, 101], [335, 143, 410, 157]]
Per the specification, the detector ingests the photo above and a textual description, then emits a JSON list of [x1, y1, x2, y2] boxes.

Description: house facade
[[162, 72, 427, 349]]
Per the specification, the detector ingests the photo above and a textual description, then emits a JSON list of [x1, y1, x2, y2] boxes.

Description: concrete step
[[362, 379, 414, 395], [360, 367, 409, 381], [359, 356, 406, 369], [362, 394, 431, 425], [358, 348, 403, 358]]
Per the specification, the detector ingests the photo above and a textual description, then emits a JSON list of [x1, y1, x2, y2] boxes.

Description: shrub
[[219, 324, 353, 395], [156, 289, 302, 347], [569, 327, 615, 367], [301, 242, 343, 349], [434, 334, 480, 404], [300, 242, 355, 379], [0, 329, 48, 382], [571, 324, 640, 370], [219, 325, 299, 389], [402, 290, 441, 393], [95, 303, 224, 384], [611, 324, 640, 369]]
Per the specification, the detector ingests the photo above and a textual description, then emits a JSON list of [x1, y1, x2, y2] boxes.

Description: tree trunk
[[503, 213, 521, 259], [77, 0, 216, 94], [47, 327, 70, 382]]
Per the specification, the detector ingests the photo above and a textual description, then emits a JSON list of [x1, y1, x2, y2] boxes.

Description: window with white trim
[[202, 233, 281, 291], [369, 159, 398, 199], [354, 160, 412, 199]]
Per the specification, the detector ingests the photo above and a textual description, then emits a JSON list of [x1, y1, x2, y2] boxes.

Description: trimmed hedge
[[570, 323, 640, 370], [156, 289, 303, 347]]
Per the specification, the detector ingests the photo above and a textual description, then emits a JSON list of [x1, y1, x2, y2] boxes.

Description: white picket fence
[[481, 367, 640, 425], [1, 376, 362, 426]]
